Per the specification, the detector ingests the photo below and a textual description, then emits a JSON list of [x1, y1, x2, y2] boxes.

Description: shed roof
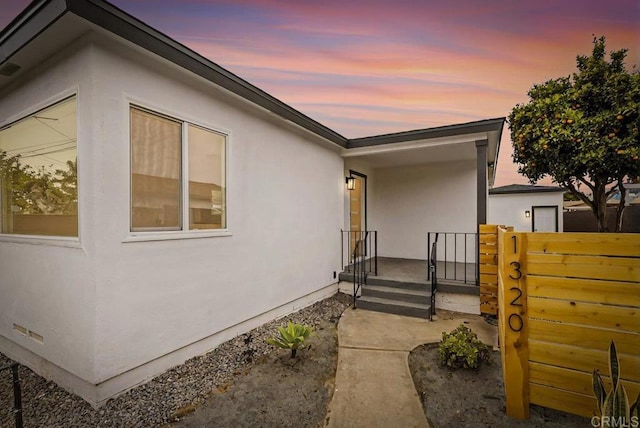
[[489, 184, 565, 195]]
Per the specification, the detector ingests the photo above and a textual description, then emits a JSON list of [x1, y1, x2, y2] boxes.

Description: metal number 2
[[509, 287, 523, 306], [509, 261, 522, 280]]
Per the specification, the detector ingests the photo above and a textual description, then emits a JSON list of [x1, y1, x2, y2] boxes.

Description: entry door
[[532, 206, 558, 232], [350, 176, 364, 255]]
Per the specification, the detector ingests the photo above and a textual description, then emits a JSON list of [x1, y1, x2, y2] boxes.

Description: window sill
[[123, 229, 232, 243], [0, 234, 82, 248]]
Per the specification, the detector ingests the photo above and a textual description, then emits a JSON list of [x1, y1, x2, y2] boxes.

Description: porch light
[[346, 176, 356, 190], [525, 210, 531, 218]]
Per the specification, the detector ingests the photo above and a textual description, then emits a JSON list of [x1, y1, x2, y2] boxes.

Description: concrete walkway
[[324, 308, 498, 428]]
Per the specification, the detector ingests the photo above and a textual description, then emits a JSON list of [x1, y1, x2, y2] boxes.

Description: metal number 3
[[509, 261, 522, 280]]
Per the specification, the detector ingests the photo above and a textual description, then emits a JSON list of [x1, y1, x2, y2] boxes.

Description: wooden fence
[[479, 224, 502, 316], [494, 226, 640, 419]]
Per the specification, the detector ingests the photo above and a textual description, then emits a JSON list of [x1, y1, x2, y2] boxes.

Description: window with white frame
[[130, 106, 226, 232], [0, 96, 78, 237]]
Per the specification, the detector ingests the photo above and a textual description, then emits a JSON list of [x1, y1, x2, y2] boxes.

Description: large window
[[130, 106, 227, 232], [0, 96, 78, 237]]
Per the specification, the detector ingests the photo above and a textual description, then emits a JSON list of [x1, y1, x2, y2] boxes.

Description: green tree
[[509, 36, 640, 232], [0, 149, 77, 217]]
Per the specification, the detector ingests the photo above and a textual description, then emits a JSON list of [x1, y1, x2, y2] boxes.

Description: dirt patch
[[409, 343, 591, 428], [171, 317, 340, 427]]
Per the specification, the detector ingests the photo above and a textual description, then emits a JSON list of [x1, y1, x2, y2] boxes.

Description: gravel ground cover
[[409, 343, 591, 428], [0, 292, 351, 427]]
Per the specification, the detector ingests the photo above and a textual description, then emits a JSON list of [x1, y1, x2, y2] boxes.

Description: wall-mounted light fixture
[[346, 176, 356, 190], [525, 210, 531, 218]]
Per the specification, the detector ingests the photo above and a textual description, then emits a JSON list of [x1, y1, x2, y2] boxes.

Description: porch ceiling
[[342, 134, 481, 168]]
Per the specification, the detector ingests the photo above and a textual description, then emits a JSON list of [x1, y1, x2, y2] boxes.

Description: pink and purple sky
[[1, 0, 638, 186]]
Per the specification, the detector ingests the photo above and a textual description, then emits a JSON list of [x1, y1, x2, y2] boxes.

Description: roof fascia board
[[488, 119, 505, 186], [1, 0, 507, 155], [489, 188, 565, 195], [0, 0, 67, 63], [65, 0, 348, 148], [347, 118, 505, 149], [341, 132, 486, 158]]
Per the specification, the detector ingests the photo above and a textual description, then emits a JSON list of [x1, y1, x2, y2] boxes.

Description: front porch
[[339, 119, 503, 318], [338, 255, 480, 319], [339, 256, 479, 292]]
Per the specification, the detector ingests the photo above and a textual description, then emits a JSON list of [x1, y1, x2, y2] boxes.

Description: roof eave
[[1, 0, 349, 148], [1, 0, 508, 158], [0, 0, 67, 64], [347, 117, 505, 148]]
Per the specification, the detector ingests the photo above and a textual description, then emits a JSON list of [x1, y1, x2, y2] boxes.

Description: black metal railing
[[340, 230, 378, 276], [427, 232, 478, 285], [1, 361, 23, 428], [429, 240, 438, 321], [351, 234, 367, 308]]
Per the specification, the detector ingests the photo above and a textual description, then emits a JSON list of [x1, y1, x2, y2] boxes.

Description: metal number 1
[[512, 235, 517, 253]]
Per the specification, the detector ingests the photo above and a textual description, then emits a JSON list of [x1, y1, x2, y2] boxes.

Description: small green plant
[[592, 341, 640, 424], [438, 324, 490, 369], [266, 321, 313, 358]]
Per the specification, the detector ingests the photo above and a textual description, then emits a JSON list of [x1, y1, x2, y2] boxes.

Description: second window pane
[[188, 125, 225, 230]]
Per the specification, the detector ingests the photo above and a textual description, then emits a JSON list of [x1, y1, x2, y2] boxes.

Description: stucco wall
[[488, 192, 564, 232], [372, 160, 477, 260], [0, 40, 97, 383], [89, 39, 343, 384], [1, 34, 344, 403]]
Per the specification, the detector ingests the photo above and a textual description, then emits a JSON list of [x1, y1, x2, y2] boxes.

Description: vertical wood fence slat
[[479, 224, 499, 315], [498, 228, 529, 419]]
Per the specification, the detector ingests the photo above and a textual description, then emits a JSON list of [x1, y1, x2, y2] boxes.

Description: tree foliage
[[0, 149, 77, 217], [508, 36, 640, 232]]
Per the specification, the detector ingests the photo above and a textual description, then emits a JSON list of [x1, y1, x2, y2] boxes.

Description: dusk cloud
[[1, 0, 637, 185]]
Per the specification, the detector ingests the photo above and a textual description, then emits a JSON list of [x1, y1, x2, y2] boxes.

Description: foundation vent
[[13, 323, 44, 343]]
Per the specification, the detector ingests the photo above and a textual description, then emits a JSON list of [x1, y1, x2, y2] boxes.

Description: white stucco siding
[[0, 42, 96, 382], [372, 159, 476, 260], [89, 41, 343, 382], [488, 192, 564, 232]]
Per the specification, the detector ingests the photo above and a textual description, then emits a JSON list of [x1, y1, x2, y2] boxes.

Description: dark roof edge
[[75, 0, 350, 146], [1, 0, 348, 147], [0, 0, 67, 63], [347, 117, 505, 148], [491, 117, 505, 174], [489, 186, 565, 195], [1, 1, 507, 153]]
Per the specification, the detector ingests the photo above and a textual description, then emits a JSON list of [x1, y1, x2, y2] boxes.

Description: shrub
[[438, 324, 490, 369], [593, 341, 640, 424], [266, 321, 313, 358]]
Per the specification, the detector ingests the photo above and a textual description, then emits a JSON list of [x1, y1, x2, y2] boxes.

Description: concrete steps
[[356, 296, 431, 319], [356, 281, 432, 319]]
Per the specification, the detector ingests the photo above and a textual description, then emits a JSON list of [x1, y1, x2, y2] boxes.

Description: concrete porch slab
[[338, 307, 497, 351]]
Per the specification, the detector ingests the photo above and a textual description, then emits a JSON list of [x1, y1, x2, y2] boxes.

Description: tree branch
[[577, 177, 595, 192], [566, 181, 594, 209], [614, 179, 627, 232]]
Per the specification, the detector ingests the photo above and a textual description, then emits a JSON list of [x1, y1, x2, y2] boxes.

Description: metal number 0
[[508, 314, 524, 332]]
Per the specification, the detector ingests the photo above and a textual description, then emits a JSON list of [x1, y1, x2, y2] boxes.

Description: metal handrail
[[429, 240, 438, 321], [340, 230, 378, 276], [351, 231, 368, 308], [0, 362, 23, 428]]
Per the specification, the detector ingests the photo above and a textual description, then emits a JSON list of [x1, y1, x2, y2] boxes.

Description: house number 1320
[[508, 237, 524, 332]]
